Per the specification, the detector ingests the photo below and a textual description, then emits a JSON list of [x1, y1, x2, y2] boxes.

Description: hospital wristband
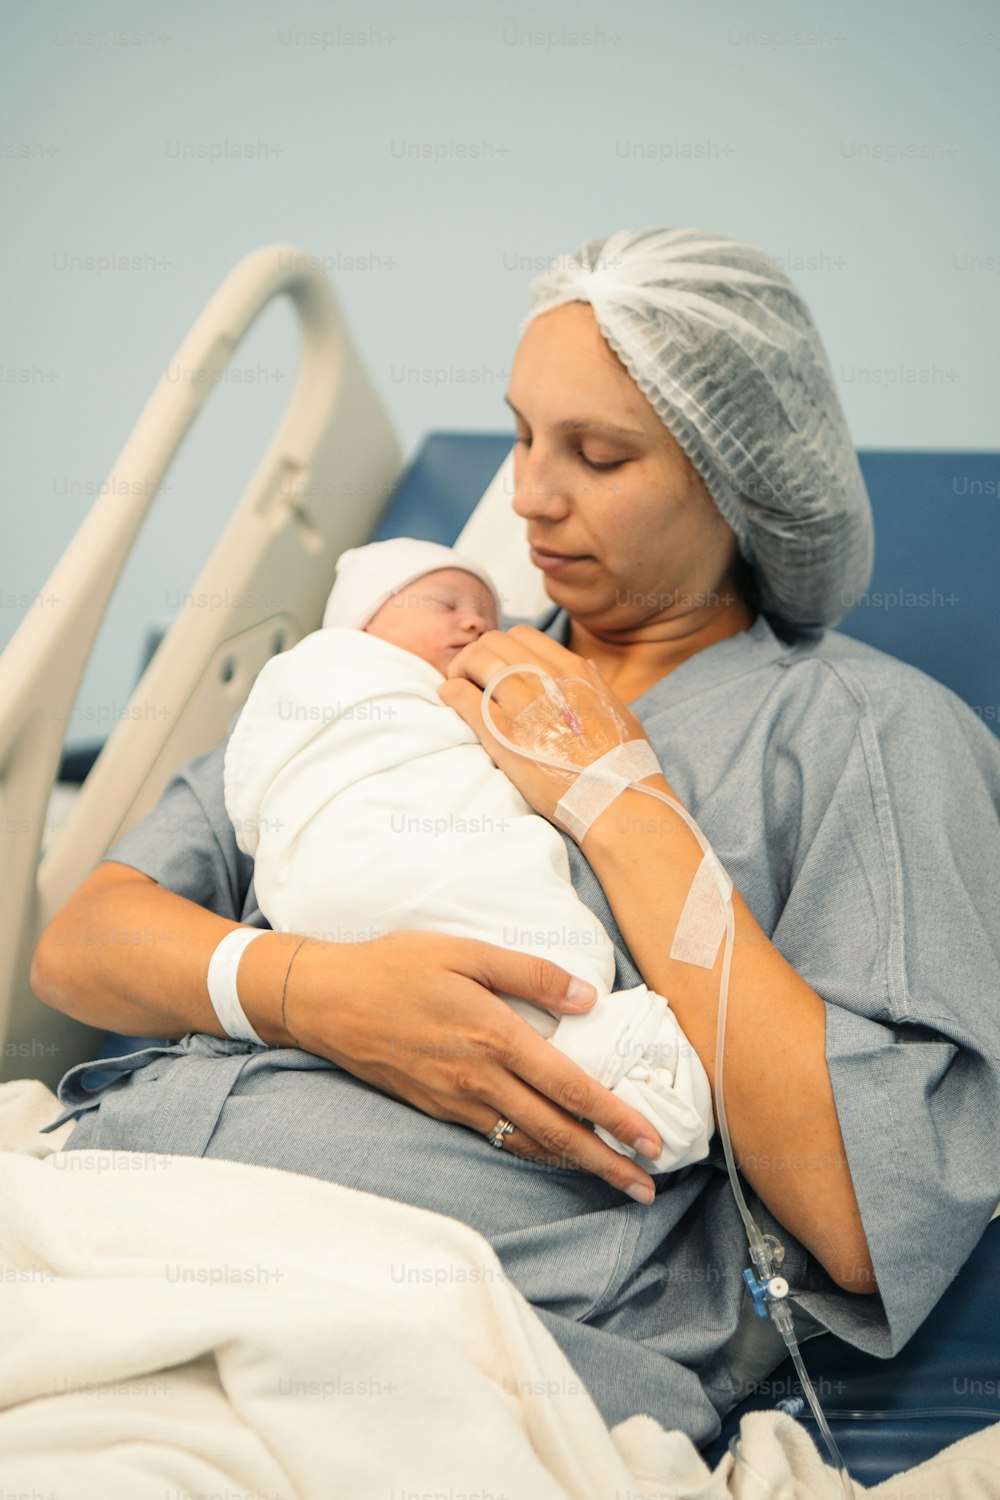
[[206, 927, 268, 1045]]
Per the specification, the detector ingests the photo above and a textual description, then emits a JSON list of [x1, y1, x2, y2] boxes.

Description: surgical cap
[[521, 228, 873, 629], [323, 537, 503, 630]]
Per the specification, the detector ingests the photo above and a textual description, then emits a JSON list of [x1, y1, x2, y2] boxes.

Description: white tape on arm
[[206, 927, 267, 1044], [670, 849, 733, 969], [553, 739, 661, 843]]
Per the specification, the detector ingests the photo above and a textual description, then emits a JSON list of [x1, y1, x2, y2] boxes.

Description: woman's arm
[[438, 625, 878, 1293], [30, 861, 299, 1042], [584, 774, 877, 1293], [32, 861, 666, 1201]]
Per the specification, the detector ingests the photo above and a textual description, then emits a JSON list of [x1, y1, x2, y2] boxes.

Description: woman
[[32, 229, 1000, 1448]]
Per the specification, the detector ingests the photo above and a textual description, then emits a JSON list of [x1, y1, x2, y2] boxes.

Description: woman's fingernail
[[633, 1136, 660, 1159], [565, 978, 596, 1007], [626, 1182, 655, 1205]]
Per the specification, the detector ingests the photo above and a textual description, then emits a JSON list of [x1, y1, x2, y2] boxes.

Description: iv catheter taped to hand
[[482, 664, 731, 968], [479, 662, 857, 1498]]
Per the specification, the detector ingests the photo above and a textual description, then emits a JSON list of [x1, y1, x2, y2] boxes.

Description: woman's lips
[[529, 545, 590, 574]]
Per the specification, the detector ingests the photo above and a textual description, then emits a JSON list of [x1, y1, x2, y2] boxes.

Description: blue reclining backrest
[[378, 437, 1000, 735]]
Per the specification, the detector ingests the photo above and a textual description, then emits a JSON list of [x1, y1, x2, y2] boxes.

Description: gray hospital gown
[[54, 609, 1000, 1448]]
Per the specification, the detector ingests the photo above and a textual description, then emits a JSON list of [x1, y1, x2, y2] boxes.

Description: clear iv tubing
[[481, 665, 857, 1500]]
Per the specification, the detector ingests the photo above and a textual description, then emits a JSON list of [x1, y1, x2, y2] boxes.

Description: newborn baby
[[224, 537, 714, 1174]]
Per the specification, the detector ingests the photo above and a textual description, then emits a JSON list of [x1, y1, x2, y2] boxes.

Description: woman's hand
[[282, 929, 662, 1202], [34, 867, 660, 1201], [438, 625, 651, 822]]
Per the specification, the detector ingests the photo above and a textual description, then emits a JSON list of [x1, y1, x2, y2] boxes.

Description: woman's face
[[507, 302, 746, 638]]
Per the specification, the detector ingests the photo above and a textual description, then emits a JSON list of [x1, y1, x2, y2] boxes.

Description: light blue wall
[[2, 0, 997, 745]]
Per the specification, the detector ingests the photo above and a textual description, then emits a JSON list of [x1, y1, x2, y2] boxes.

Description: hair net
[[521, 228, 874, 629], [322, 537, 502, 630]]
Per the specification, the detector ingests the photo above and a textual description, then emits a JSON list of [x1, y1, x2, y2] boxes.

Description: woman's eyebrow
[[503, 394, 644, 441]]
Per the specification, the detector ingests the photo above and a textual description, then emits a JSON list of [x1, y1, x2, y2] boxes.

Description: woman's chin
[[539, 572, 609, 617], [539, 570, 585, 606]]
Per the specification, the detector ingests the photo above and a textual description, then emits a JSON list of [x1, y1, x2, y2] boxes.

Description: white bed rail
[[0, 245, 402, 1085]]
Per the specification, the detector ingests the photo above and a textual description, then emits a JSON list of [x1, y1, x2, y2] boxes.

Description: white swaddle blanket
[[224, 629, 713, 1174]]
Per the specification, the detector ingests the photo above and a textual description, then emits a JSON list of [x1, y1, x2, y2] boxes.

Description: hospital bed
[[0, 246, 997, 1487]]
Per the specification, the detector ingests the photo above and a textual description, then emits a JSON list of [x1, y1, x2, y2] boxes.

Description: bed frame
[[0, 247, 401, 1082]]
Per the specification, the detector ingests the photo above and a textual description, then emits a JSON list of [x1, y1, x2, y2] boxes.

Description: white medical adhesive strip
[[553, 739, 661, 843], [206, 927, 267, 1045], [670, 849, 733, 969]]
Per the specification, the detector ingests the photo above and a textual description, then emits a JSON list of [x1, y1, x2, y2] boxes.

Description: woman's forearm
[[585, 777, 877, 1293], [32, 862, 671, 1199], [31, 861, 299, 1046]]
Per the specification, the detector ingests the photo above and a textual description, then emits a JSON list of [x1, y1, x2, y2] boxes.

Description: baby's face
[[364, 568, 499, 675]]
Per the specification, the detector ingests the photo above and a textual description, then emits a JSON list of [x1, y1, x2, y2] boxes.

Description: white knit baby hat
[[522, 228, 874, 629], [322, 537, 504, 631]]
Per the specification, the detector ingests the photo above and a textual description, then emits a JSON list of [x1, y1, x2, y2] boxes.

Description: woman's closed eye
[[513, 434, 626, 472], [581, 455, 626, 472]]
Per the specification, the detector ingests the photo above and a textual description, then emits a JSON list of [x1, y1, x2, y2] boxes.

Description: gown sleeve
[[764, 653, 1000, 1356], [100, 715, 258, 926]]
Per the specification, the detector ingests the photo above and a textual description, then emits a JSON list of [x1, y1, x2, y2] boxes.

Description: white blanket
[[224, 627, 714, 1174], [1, 1080, 998, 1500]]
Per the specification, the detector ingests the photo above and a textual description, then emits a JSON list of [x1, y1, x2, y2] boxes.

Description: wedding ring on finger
[[486, 1116, 516, 1149]]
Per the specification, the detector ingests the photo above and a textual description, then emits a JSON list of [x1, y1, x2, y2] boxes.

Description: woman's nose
[[511, 447, 572, 522]]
